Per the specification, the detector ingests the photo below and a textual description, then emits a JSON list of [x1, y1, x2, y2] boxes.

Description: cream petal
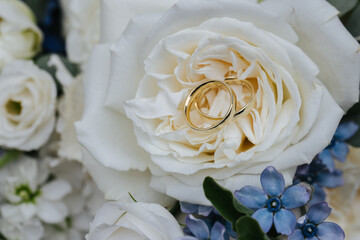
[[245, 84, 343, 172], [104, 14, 164, 115], [143, 0, 298, 59], [262, 0, 360, 111], [41, 179, 72, 201], [37, 199, 68, 224], [76, 45, 148, 171], [100, 0, 178, 43], [81, 149, 175, 207]]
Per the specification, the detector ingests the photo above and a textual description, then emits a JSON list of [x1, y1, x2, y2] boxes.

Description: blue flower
[[293, 158, 344, 205], [179, 202, 236, 240], [288, 202, 344, 240], [318, 122, 358, 171], [235, 167, 312, 235], [178, 215, 231, 240], [180, 202, 214, 217]]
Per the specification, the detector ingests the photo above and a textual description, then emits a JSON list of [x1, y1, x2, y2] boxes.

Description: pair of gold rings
[[184, 75, 255, 131]]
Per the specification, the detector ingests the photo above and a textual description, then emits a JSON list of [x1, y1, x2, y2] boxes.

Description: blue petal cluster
[[289, 202, 344, 240], [294, 158, 344, 205], [178, 202, 236, 240], [235, 167, 312, 235], [318, 122, 358, 171]]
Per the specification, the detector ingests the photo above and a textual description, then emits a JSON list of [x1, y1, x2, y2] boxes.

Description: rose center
[[5, 100, 22, 115], [266, 197, 282, 212]]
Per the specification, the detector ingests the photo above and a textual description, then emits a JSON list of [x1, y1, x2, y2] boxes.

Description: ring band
[[224, 78, 255, 118], [184, 80, 235, 131], [184, 75, 255, 131]]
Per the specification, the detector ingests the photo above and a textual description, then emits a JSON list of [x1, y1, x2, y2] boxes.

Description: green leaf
[[233, 197, 254, 216], [203, 177, 246, 225], [344, 2, 360, 38], [23, 0, 47, 23], [327, 0, 358, 17], [0, 150, 20, 170], [235, 216, 268, 240]]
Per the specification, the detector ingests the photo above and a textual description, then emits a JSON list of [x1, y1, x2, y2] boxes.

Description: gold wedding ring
[[184, 80, 235, 131], [184, 75, 255, 131]]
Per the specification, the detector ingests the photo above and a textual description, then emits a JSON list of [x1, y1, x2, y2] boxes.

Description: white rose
[[60, 0, 100, 66], [0, 0, 42, 70], [0, 60, 57, 151], [76, 0, 360, 204], [327, 147, 360, 239], [86, 201, 183, 240]]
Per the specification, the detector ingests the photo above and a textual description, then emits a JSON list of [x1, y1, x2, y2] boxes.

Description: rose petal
[[100, 0, 178, 42], [261, 0, 360, 111]]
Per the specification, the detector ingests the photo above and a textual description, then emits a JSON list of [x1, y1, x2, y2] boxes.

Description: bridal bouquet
[[0, 0, 359, 239]]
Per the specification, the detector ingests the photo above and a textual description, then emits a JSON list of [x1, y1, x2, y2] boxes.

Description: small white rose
[[60, 0, 100, 66], [0, 0, 42, 70], [86, 201, 184, 240], [0, 60, 57, 151], [76, 0, 360, 204]]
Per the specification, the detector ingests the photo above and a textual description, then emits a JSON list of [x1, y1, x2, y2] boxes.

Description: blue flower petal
[[180, 202, 200, 214], [317, 222, 345, 240], [177, 237, 199, 240], [210, 222, 226, 240], [261, 166, 285, 196], [334, 122, 358, 140], [281, 183, 312, 209], [252, 208, 273, 233], [318, 149, 335, 172], [288, 229, 305, 240], [225, 221, 237, 238], [331, 141, 349, 162], [307, 202, 331, 224], [308, 184, 326, 206], [307, 237, 319, 240], [274, 209, 296, 235], [198, 205, 214, 217], [234, 186, 267, 210], [186, 215, 210, 240], [317, 170, 344, 188]]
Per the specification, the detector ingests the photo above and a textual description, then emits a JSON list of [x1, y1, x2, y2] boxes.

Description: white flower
[[45, 55, 85, 161], [0, 218, 44, 240], [86, 201, 183, 240], [60, 0, 100, 66], [41, 159, 104, 240], [0, 0, 42, 70], [76, 0, 360, 204], [327, 147, 360, 239], [0, 156, 72, 224], [0, 60, 57, 151]]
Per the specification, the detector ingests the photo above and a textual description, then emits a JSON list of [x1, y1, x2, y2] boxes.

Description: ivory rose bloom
[[76, 0, 360, 204], [86, 202, 183, 240], [0, 0, 42, 70], [0, 60, 57, 151]]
